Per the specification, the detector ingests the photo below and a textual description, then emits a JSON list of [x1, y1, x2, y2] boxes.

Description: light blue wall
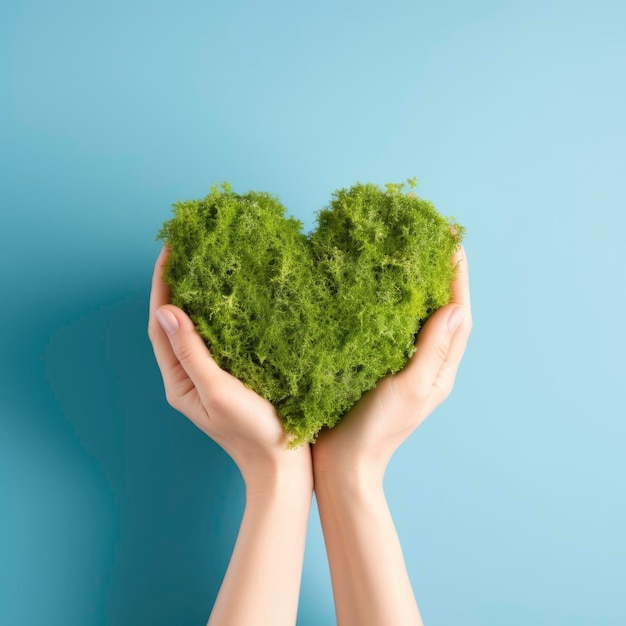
[[2, 1, 624, 624]]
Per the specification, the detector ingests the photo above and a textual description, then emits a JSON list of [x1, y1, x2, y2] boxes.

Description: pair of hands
[[147, 244, 472, 490]]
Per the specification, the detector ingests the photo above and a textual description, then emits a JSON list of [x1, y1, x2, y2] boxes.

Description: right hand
[[312, 245, 473, 478]]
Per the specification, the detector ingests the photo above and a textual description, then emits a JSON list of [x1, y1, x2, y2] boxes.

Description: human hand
[[313, 245, 472, 480], [148, 245, 312, 493]]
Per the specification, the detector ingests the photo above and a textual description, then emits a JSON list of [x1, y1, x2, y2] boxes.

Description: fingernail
[[156, 308, 179, 335], [448, 307, 465, 332], [453, 245, 464, 264]]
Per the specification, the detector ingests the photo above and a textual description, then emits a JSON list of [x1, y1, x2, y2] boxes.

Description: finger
[[148, 246, 200, 416], [149, 244, 171, 320], [420, 247, 473, 413], [392, 245, 472, 404], [148, 247, 237, 416], [421, 315, 471, 412], [450, 244, 471, 310], [155, 304, 227, 407], [148, 246, 182, 381], [441, 244, 472, 371], [393, 304, 461, 403]]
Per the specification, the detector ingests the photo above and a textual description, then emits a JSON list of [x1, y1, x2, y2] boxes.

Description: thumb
[[394, 304, 466, 402], [155, 305, 224, 393]]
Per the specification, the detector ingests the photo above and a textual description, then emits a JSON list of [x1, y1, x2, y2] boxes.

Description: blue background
[[1, 0, 625, 624]]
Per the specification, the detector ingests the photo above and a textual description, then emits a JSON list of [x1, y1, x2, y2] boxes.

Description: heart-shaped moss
[[156, 180, 464, 447]]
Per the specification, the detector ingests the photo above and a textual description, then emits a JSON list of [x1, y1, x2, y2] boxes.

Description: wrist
[[313, 451, 386, 499], [241, 448, 313, 501]]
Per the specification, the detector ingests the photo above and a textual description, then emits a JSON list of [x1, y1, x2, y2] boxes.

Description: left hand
[[148, 245, 312, 491]]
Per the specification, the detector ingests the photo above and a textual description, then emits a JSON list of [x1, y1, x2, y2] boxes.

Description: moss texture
[[156, 180, 464, 447]]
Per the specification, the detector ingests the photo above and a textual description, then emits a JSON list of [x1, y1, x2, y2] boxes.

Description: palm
[[314, 246, 471, 469], [149, 245, 310, 471]]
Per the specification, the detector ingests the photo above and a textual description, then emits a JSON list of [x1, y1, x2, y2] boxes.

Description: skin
[[313, 245, 472, 626], [148, 245, 313, 626], [147, 243, 472, 626]]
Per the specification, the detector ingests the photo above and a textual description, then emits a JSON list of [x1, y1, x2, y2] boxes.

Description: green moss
[[156, 180, 464, 447]]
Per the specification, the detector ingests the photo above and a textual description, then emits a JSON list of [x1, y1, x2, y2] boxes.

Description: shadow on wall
[[39, 285, 243, 625]]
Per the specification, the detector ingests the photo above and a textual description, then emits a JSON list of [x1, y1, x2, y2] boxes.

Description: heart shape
[[157, 180, 463, 446]]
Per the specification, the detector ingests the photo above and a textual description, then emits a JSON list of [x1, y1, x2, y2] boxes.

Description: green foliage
[[156, 180, 464, 447]]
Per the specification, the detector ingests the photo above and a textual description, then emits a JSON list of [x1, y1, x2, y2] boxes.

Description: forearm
[[315, 465, 423, 626], [208, 468, 313, 626]]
